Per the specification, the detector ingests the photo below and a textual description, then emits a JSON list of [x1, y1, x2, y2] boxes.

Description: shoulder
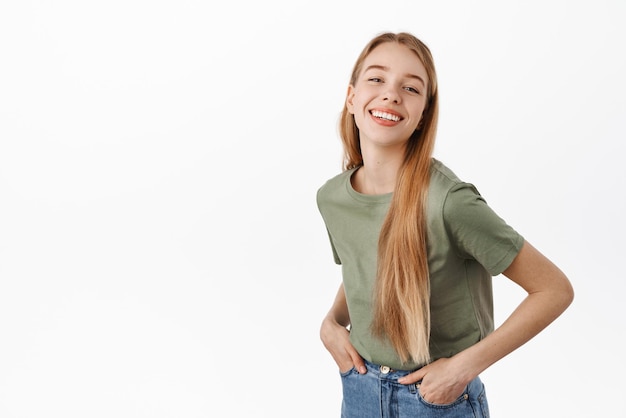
[[428, 159, 489, 227], [317, 169, 357, 212], [317, 169, 355, 203], [430, 158, 461, 183], [429, 158, 478, 201]]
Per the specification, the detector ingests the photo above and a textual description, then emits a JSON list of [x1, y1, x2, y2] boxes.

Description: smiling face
[[346, 42, 429, 151]]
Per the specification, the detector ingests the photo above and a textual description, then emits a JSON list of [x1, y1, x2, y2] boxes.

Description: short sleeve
[[326, 229, 342, 265], [443, 183, 524, 276]]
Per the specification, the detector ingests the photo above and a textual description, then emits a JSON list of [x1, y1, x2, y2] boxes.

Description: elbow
[[565, 280, 575, 308], [557, 272, 575, 311]]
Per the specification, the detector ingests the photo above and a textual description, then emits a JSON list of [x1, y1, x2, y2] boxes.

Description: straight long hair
[[340, 32, 439, 365]]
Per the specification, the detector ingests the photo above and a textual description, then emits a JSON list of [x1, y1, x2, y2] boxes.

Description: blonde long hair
[[340, 32, 439, 365]]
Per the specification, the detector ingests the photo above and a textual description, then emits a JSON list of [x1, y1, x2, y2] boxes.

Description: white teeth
[[371, 110, 400, 122]]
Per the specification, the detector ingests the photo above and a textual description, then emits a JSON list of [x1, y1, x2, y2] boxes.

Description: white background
[[1, 0, 624, 417]]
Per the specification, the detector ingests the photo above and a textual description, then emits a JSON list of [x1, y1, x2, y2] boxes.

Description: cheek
[[414, 103, 427, 123]]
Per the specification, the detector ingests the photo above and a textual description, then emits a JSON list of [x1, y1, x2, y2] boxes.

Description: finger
[[343, 344, 366, 374], [398, 369, 425, 385], [350, 352, 367, 374], [332, 344, 364, 374]]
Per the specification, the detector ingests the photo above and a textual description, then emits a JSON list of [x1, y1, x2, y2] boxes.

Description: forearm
[[398, 240, 573, 395], [453, 241, 574, 381], [453, 282, 573, 380]]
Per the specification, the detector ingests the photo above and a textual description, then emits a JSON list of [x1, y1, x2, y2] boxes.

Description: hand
[[320, 317, 366, 374], [398, 357, 470, 405]]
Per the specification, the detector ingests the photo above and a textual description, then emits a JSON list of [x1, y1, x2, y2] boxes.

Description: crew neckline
[[345, 168, 393, 204]]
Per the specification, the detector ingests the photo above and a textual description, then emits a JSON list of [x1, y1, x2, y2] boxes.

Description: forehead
[[361, 42, 428, 83]]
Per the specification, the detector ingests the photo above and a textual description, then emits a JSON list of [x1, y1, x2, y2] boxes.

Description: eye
[[404, 86, 421, 94], [367, 77, 383, 83]]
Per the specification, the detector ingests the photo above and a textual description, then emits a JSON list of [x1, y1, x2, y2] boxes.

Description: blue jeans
[[340, 359, 490, 418]]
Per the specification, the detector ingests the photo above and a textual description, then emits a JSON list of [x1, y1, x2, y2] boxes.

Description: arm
[[320, 283, 367, 374], [399, 240, 574, 402]]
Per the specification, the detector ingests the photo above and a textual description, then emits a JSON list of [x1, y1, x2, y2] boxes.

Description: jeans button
[[380, 365, 390, 374]]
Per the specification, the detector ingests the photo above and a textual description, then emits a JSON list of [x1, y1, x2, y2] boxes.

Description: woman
[[316, 32, 574, 417]]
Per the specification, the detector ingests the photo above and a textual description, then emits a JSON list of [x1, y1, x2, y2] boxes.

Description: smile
[[370, 110, 402, 122]]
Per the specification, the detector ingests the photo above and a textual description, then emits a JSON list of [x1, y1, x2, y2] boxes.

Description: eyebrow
[[363, 64, 426, 86]]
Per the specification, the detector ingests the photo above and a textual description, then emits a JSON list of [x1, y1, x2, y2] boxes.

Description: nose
[[383, 85, 401, 104]]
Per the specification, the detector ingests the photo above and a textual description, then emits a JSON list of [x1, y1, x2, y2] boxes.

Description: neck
[[353, 144, 405, 195]]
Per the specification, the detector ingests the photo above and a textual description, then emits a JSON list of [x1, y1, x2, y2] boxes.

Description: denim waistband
[[362, 359, 421, 381]]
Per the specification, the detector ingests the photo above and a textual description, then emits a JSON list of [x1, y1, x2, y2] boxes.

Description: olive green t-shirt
[[316, 158, 524, 370]]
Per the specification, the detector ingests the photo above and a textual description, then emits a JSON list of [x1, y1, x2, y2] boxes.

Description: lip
[[369, 108, 404, 125]]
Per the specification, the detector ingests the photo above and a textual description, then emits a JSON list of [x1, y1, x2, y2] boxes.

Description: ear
[[346, 85, 356, 114]]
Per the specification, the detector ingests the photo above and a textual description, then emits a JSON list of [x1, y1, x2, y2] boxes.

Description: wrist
[[449, 350, 484, 384]]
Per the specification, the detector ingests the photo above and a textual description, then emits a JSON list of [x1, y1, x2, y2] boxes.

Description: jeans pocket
[[416, 383, 470, 409], [339, 366, 357, 377]]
